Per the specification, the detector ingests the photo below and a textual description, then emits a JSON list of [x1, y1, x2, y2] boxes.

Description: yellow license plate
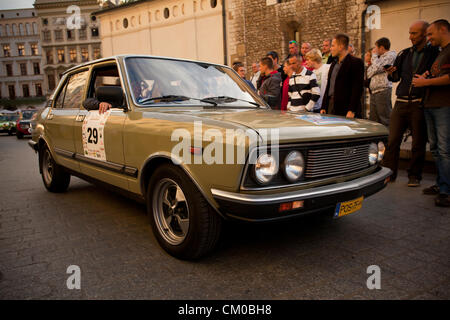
[[334, 196, 364, 218]]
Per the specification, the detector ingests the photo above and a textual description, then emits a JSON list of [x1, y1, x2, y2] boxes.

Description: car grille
[[305, 144, 370, 178]]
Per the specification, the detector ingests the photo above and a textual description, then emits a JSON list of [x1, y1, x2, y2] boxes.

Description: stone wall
[[227, 0, 367, 76]]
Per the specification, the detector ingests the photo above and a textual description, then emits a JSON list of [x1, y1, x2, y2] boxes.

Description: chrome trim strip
[[212, 167, 392, 205], [54, 148, 138, 178], [54, 148, 74, 159]]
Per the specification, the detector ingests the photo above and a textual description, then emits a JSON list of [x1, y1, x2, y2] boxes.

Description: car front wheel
[[40, 146, 70, 192], [147, 164, 222, 260]]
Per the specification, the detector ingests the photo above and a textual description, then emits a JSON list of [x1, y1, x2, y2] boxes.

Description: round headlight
[[377, 141, 385, 162], [369, 143, 378, 165], [254, 153, 278, 184], [284, 151, 305, 182]]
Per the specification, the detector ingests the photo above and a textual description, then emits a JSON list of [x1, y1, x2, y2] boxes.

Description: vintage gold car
[[29, 55, 392, 260]]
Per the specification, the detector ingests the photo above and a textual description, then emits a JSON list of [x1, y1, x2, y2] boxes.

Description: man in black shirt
[[383, 20, 440, 187]]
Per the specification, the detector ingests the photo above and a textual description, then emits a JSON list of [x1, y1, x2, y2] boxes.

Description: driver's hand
[[99, 102, 112, 114]]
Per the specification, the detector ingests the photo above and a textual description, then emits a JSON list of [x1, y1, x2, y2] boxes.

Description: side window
[[53, 78, 68, 109], [63, 70, 89, 109], [87, 64, 121, 99]]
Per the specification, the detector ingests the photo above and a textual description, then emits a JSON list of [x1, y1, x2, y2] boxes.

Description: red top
[[281, 77, 290, 111]]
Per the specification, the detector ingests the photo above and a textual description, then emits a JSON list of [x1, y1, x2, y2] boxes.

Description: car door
[[73, 62, 129, 190], [45, 69, 89, 172]]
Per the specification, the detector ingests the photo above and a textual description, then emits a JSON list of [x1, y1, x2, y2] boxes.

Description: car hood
[[161, 108, 388, 143]]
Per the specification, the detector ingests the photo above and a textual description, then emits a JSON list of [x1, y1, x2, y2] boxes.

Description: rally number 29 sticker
[[82, 110, 110, 161]]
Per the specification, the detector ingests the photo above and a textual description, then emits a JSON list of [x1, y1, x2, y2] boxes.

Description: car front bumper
[[211, 166, 392, 222]]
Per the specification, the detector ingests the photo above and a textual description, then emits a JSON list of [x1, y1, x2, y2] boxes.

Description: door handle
[[75, 114, 85, 122]]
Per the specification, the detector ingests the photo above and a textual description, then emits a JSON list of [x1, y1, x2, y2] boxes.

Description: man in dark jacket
[[383, 20, 440, 187], [320, 34, 365, 118], [258, 57, 282, 109]]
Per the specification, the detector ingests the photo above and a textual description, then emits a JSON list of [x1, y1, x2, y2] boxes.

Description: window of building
[[33, 62, 40, 75], [48, 73, 55, 91], [91, 27, 99, 37], [17, 44, 25, 56], [55, 29, 63, 41], [6, 64, 13, 76], [43, 30, 51, 42], [79, 28, 86, 40], [22, 84, 30, 97], [57, 48, 65, 63], [20, 63, 27, 75], [31, 43, 38, 55], [3, 44, 10, 57], [67, 29, 74, 40], [8, 85, 15, 99], [46, 49, 53, 64], [35, 83, 43, 96], [69, 48, 77, 63], [81, 47, 88, 62], [93, 47, 101, 60]]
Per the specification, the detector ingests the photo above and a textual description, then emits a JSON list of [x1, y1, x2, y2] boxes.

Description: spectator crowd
[[232, 19, 450, 207]]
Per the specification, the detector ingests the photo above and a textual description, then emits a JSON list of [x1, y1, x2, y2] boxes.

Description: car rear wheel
[[16, 132, 23, 139], [147, 164, 222, 260], [40, 146, 70, 193]]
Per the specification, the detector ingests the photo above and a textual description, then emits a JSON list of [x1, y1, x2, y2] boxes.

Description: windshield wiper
[[201, 96, 262, 108], [139, 95, 218, 106]]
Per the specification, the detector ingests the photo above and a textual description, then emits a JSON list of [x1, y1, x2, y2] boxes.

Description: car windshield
[[22, 110, 37, 120], [124, 57, 266, 108]]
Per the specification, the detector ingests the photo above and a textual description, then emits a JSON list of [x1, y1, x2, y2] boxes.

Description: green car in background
[[0, 114, 19, 135], [29, 55, 392, 260]]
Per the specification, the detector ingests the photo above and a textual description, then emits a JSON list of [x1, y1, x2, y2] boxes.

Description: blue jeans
[[424, 107, 450, 195]]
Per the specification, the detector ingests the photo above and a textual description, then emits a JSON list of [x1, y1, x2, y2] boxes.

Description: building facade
[[34, 0, 102, 95], [96, 0, 226, 65], [0, 8, 44, 100]]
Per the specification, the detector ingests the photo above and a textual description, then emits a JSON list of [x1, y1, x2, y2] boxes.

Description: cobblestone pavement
[[0, 135, 449, 300]]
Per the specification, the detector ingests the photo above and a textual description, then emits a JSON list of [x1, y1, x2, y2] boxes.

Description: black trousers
[[382, 101, 427, 180]]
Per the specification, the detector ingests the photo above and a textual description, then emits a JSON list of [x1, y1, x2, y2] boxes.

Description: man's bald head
[[409, 20, 429, 47], [410, 20, 430, 32]]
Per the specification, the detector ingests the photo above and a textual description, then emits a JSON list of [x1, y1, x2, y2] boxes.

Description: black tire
[[39, 146, 70, 193], [16, 132, 23, 139], [146, 164, 222, 260]]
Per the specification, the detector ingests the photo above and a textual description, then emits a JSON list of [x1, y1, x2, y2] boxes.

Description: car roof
[[62, 55, 229, 76]]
